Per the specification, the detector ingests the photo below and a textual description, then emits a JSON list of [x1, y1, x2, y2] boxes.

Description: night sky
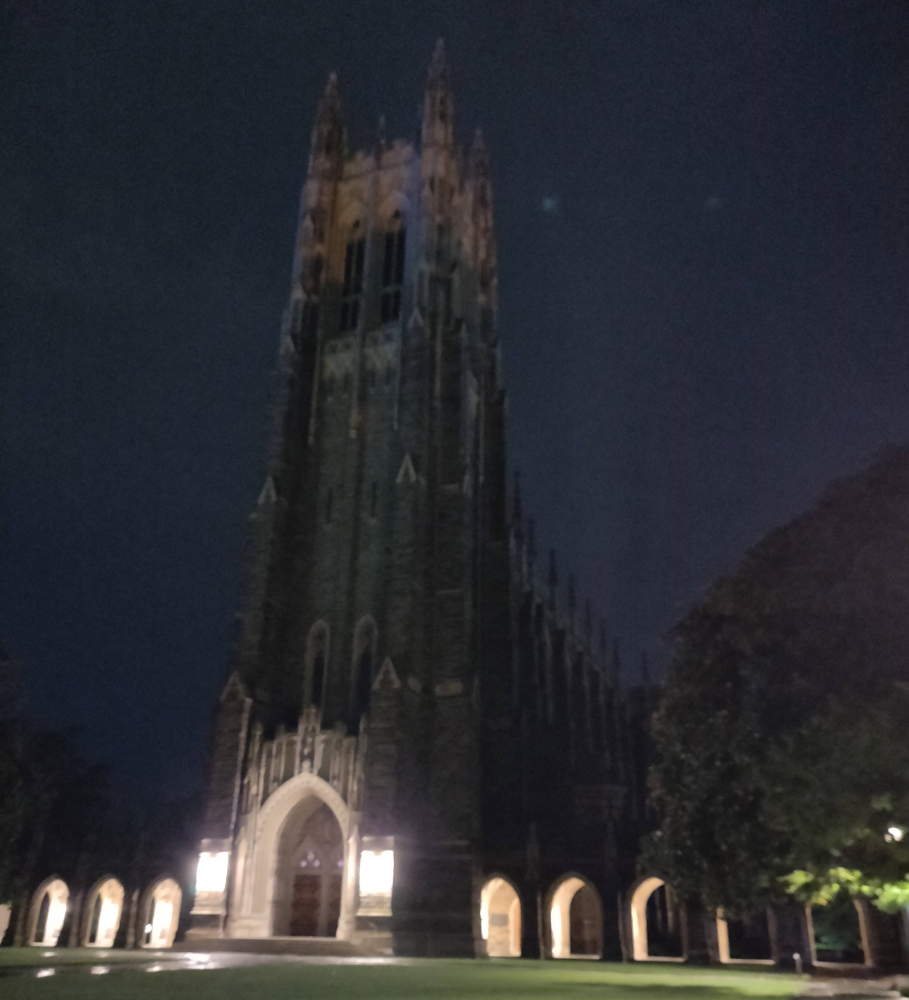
[[2, 0, 907, 798]]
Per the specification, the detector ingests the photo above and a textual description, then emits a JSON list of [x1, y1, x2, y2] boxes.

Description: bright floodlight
[[359, 850, 394, 914], [888, 826, 904, 842], [196, 851, 229, 892]]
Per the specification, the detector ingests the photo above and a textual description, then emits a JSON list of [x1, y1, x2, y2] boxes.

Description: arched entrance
[[141, 878, 181, 948], [716, 908, 772, 963], [480, 876, 521, 957], [808, 893, 870, 967], [629, 877, 683, 961], [549, 875, 603, 958], [229, 770, 354, 940], [274, 800, 344, 936], [84, 877, 124, 947], [29, 878, 69, 946]]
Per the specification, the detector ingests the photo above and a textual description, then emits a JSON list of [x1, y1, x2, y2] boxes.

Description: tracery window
[[381, 213, 406, 323], [340, 223, 365, 332]]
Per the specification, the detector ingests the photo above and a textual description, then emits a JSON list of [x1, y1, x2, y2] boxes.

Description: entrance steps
[[180, 936, 364, 957]]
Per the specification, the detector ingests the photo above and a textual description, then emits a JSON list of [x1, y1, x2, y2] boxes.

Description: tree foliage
[[646, 446, 909, 914]]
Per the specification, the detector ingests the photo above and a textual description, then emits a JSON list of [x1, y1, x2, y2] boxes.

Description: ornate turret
[[309, 71, 345, 172], [421, 39, 454, 153]]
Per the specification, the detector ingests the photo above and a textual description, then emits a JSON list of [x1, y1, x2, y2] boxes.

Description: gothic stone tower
[[189, 42, 510, 956]]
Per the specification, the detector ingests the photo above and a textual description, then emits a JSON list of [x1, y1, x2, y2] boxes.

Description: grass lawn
[[0, 957, 802, 1000]]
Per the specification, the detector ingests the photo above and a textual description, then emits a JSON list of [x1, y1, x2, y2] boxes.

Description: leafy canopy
[[646, 446, 909, 914]]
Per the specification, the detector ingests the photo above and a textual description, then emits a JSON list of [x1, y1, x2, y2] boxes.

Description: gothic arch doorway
[[140, 878, 181, 948], [480, 876, 521, 957], [232, 770, 354, 940], [274, 800, 344, 937], [716, 908, 773, 963], [28, 877, 69, 946], [548, 875, 603, 958], [83, 877, 124, 947], [629, 877, 684, 961]]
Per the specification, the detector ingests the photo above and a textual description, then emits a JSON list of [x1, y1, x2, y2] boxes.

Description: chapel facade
[[187, 42, 650, 959]]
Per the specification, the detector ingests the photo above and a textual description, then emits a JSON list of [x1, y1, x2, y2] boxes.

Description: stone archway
[[140, 878, 181, 948], [716, 908, 773, 963], [229, 770, 355, 940], [808, 894, 871, 967], [83, 877, 125, 947], [548, 875, 603, 959], [480, 876, 521, 957], [629, 877, 684, 961], [28, 877, 69, 947]]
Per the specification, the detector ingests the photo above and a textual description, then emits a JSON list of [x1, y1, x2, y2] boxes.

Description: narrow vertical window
[[380, 214, 406, 323], [351, 618, 377, 726], [340, 224, 365, 332], [305, 623, 329, 709]]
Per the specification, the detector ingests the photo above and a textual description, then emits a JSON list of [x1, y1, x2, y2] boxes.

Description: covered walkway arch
[[28, 877, 69, 947], [480, 876, 521, 957], [548, 874, 603, 959], [83, 876, 125, 947], [629, 877, 684, 961], [141, 877, 181, 948]]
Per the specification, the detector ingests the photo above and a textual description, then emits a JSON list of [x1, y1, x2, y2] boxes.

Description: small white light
[[887, 826, 904, 842], [36, 969, 55, 978], [91, 966, 109, 975], [147, 965, 162, 973], [42, 951, 54, 957], [144, 923, 153, 933], [196, 851, 229, 892]]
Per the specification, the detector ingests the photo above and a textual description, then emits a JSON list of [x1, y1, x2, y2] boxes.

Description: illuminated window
[[340, 225, 365, 332], [196, 852, 229, 893], [381, 215, 406, 322], [358, 850, 394, 915]]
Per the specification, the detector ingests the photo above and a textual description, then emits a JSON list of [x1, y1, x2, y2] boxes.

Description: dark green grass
[[0, 957, 801, 1000]]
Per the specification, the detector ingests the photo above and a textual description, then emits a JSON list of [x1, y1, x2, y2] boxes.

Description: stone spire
[[309, 71, 344, 172], [421, 39, 454, 152]]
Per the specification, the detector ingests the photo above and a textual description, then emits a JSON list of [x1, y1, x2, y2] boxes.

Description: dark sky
[[2, 0, 907, 798]]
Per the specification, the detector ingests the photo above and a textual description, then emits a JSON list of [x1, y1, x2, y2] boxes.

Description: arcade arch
[[548, 875, 602, 959], [480, 876, 521, 957], [84, 877, 124, 947], [716, 908, 773, 963], [29, 877, 69, 947], [629, 877, 684, 961], [808, 893, 871, 967], [141, 878, 181, 948]]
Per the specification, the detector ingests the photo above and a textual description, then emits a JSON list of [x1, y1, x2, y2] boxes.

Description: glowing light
[[196, 851, 229, 893], [150, 901, 174, 946], [550, 905, 562, 957], [36, 969, 55, 978], [96, 899, 119, 944], [90, 966, 109, 975], [358, 850, 394, 914], [45, 898, 67, 945], [887, 826, 904, 842]]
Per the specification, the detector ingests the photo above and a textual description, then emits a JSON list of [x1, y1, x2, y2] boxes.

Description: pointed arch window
[[351, 618, 377, 725], [305, 622, 330, 708], [340, 223, 365, 332], [381, 212, 406, 323]]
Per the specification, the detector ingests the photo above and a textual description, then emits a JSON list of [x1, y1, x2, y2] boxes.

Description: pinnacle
[[427, 37, 449, 83]]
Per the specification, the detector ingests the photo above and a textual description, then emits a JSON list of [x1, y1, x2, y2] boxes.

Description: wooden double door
[[289, 873, 342, 937]]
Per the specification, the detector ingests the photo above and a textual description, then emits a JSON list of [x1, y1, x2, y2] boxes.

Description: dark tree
[[646, 446, 909, 913]]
